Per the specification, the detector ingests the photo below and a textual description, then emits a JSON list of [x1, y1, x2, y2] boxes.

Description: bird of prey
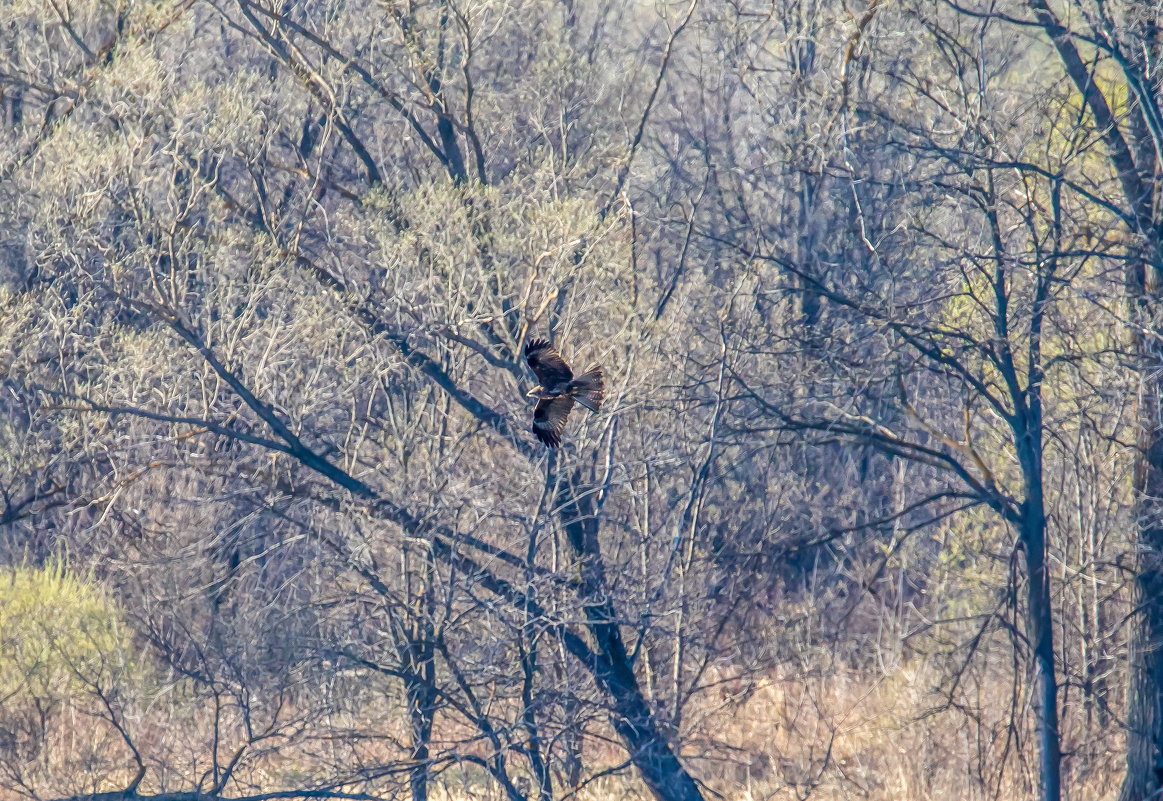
[[524, 338, 604, 447]]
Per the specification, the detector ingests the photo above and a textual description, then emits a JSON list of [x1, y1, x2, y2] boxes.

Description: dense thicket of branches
[[0, 0, 1159, 800]]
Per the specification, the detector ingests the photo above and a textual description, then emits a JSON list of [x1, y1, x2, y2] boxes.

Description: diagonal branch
[[232, 0, 453, 174], [1027, 0, 1156, 237], [600, 0, 698, 220]]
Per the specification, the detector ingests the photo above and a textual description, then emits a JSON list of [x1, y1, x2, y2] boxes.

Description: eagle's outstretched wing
[[525, 339, 573, 388], [532, 396, 575, 448]]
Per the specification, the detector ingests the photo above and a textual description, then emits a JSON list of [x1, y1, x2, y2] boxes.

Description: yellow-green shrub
[[0, 561, 138, 704]]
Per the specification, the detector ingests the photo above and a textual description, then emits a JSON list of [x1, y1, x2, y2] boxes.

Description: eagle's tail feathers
[[572, 366, 604, 413]]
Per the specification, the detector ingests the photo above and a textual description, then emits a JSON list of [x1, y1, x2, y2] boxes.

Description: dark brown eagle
[[524, 338, 604, 447]]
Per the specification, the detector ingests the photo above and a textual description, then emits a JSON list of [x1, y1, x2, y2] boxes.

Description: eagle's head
[[526, 385, 556, 399]]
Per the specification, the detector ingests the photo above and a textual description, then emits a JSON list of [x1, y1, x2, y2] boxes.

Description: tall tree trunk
[[550, 460, 706, 801], [404, 643, 437, 801], [1022, 500, 1062, 801], [1119, 18, 1163, 800], [591, 650, 705, 801], [400, 623, 437, 799], [1021, 5, 1163, 797], [1009, 304, 1060, 801], [401, 554, 439, 801], [1120, 267, 1163, 801], [1120, 511, 1163, 801]]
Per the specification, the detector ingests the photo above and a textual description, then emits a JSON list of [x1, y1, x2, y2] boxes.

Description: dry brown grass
[[0, 642, 1124, 801], [377, 656, 1124, 801], [676, 661, 1123, 801]]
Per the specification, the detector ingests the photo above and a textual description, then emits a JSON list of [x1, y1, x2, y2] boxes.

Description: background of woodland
[[2, 0, 1162, 799]]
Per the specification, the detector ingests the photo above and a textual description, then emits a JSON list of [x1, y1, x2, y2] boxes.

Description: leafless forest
[[4, 0, 1163, 799]]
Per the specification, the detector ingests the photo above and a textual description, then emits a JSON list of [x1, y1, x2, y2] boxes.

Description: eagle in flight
[[524, 338, 604, 447]]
